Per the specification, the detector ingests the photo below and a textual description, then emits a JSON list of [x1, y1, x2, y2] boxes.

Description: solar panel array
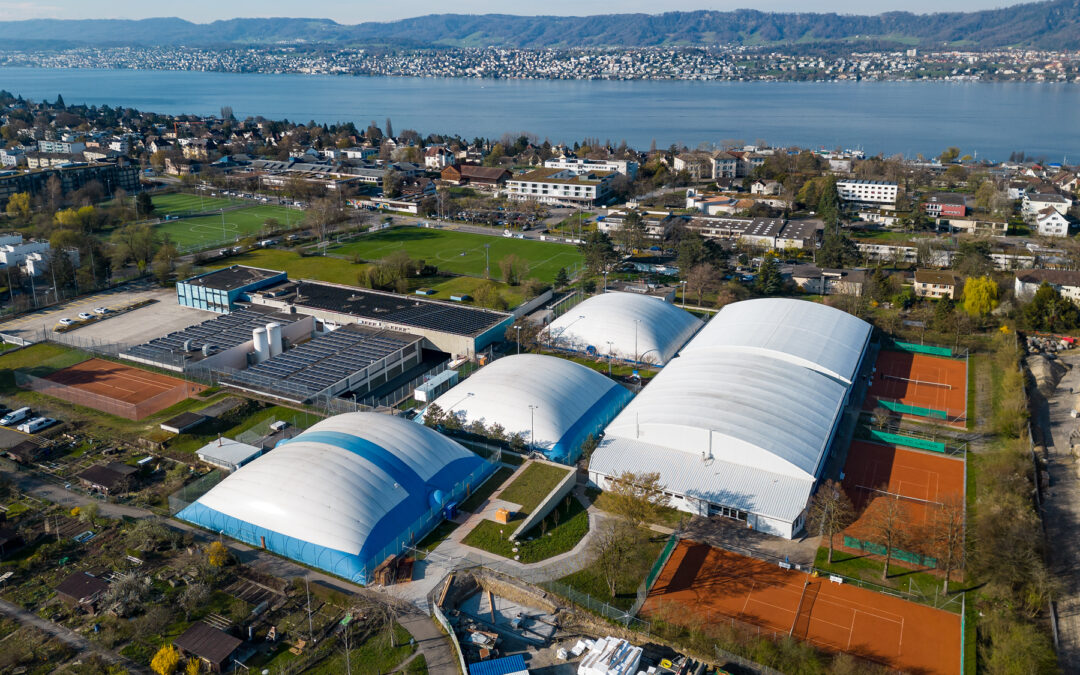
[[123, 308, 297, 365], [222, 327, 417, 401], [292, 282, 507, 337]]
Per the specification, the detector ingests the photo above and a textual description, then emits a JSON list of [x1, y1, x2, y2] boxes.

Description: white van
[[17, 416, 53, 433], [1, 407, 31, 426]]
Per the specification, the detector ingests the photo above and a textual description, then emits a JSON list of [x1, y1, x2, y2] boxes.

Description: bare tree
[[866, 493, 910, 579], [806, 479, 855, 564], [685, 263, 720, 306], [591, 520, 638, 598], [931, 494, 965, 593]]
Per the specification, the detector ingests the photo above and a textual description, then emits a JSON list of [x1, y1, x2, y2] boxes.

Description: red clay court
[[866, 350, 968, 422], [37, 358, 203, 420], [642, 541, 961, 674]]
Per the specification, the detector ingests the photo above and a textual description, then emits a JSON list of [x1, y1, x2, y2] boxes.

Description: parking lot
[[0, 284, 212, 347]]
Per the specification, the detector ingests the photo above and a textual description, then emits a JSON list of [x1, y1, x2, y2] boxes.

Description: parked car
[[57, 318, 74, 326], [17, 416, 54, 433], [93, 307, 110, 315], [1, 407, 32, 426], [77, 312, 93, 320]]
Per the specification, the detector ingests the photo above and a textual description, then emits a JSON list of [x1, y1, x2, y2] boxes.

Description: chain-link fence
[[168, 469, 225, 514]]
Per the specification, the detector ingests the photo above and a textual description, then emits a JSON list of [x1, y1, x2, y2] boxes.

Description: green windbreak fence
[[876, 398, 948, 420], [645, 534, 680, 591], [844, 536, 938, 568], [892, 341, 953, 357], [869, 429, 948, 453]]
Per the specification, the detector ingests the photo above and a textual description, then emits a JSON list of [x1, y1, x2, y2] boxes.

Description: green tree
[[47, 248, 78, 292], [110, 223, 159, 273], [962, 275, 998, 317], [152, 237, 181, 286], [953, 240, 993, 277], [483, 143, 505, 167], [605, 471, 670, 528], [135, 191, 154, 218], [817, 231, 858, 268], [554, 267, 569, 288], [816, 175, 840, 227], [754, 256, 783, 295], [1023, 283, 1080, 331], [5, 191, 30, 219], [939, 146, 961, 163], [615, 211, 647, 252], [675, 231, 710, 273], [498, 254, 529, 286], [578, 230, 618, 276]]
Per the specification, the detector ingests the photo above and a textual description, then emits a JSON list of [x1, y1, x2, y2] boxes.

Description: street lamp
[[528, 404, 539, 450], [680, 280, 687, 306], [606, 340, 614, 376], [633, 318, 640, 363], [484, 243, 491, 279], [514, 325, 522, 355]]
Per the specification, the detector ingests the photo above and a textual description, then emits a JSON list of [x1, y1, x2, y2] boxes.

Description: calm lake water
[[0, 67, 1076, 160]]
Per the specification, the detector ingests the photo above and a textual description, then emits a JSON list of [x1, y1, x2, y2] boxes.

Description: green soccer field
[[154, 204, 306, 248], [331, 227, 582, 284], [152, 192, 246, 216]]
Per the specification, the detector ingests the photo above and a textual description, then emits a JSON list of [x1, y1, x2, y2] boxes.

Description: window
[[708, 503, 748, 522]]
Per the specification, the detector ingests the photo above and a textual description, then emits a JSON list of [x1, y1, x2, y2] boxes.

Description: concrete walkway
[[2, 470, 461, 675], [0, 597, 151, 674]]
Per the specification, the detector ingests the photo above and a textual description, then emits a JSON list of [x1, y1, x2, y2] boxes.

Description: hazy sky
[[0, 0, 1038, 22]]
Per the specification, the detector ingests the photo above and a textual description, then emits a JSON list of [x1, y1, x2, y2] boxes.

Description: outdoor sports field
[[866, 350, 968, 423], [35, 358, 203, 420], [642, 542, 961, 674], [151, 194, 305, 249], [329, 227, 583, 284]]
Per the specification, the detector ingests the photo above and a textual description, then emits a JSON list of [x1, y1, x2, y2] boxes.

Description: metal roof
[[468, 655, 528, 675], [683, 298, 871, 385]]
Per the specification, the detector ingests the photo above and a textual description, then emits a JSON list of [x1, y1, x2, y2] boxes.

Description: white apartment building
[[506, 168, 617, 206], [0, 234, 67, 277], [544, 157, 638, 179], [837, 180, 899, 205], [1015, 269, 1080, 302], [1023, 193, 1072, 220], [423, 146, 456, 170], [1036, 208, 1071, 237], [37, 140, 85, 155], [0, 148, 26, 167]]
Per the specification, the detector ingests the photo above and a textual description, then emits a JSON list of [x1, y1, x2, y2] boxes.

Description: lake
[[0, 67, 1076, 160]]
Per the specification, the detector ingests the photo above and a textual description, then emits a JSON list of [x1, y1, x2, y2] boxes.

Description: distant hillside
[[0, 1, 1077, 50]]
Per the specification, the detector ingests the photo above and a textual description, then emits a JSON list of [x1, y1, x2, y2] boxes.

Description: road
[[0, 597, 151, 674], [1032, 350, 1080, 671], [4, 471, 460, 674]]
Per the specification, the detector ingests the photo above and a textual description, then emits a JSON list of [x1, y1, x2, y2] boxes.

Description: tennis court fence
[[14, 368, 195, 420]]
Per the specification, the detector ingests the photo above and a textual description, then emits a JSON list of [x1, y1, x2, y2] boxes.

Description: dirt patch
[[1026, 354, 1069, 398]]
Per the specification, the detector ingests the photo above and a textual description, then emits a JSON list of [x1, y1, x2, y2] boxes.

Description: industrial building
[[542, 292, 702, 366], [588, 298, 871, 539], [177, 412, 497, 584], [423, 354, 634, 464], [176, 265, 288, 313]]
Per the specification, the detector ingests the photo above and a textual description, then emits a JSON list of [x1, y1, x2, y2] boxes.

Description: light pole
[[484, 243, 490, 279], [680, 279, 687, 306], [607, 340, 614, 376], [305, 578, 314, 643], [633, 318, 640, 363], [528, 404, 539, 451], [514, 325, 521, 355], [220, 208, 227, 242]]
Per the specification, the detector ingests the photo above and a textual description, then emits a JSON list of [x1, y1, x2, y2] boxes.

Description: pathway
[[2, 471, 460, 675], [1031, 350, 1080, 671], [0, 597, 151, 674]]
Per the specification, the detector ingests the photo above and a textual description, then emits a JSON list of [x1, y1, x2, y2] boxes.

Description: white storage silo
[[252, 327, 270, 364], [266, 322, 283, 357]]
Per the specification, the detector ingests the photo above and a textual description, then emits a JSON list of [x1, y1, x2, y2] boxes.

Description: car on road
[[17, 416, 55, 433], [93, 307, 110, 315], [77, 312, 93, 320], [57, 318, 74, 326]]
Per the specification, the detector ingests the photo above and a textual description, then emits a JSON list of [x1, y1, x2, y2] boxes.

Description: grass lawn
[[305, 625, 415, 675], [157, 204, 305, 248], [458, 466, 515, 513], [551, 352, 659, 382], [559, 528, 667, 610], [167, 404, 320, 455], [967, 354, 979, 430], [0, 342, 88, 393], [329, 226, 582, 284], [404, 654, 427, 673], [462, 496, 588, 563], [416, 520, 461, 553], [209, 249, 523, 308], [151, 192, 246, 216], [813, 547, 961, 610], [496, 462, 571, 515]]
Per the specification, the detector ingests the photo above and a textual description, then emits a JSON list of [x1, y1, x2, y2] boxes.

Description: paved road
[[0, 597, 151, 674], [3, 471, 461, 674], [1033, 351, 1080, 671]]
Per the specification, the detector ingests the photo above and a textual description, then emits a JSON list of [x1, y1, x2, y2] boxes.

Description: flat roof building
[[176, 265, 288, 313], [195, 437, 265, 473]]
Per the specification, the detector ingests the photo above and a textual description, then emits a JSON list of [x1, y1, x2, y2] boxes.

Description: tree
[[817, 176, 840, 227], [185, 658, 201, 675], [605, 471, 670, 528], [206, 541, 230, 567], [962, 275, 998, 317], [615, 211, 647, 252], [754, 256, 783, 295], [422, 403, 445, 429], [384, 117, 394, 138], [953, 240, 993, 277], [79, 502, 100, 526], [866, 494, 909, 579], [47, 248, 78, 293], [554, 267, 569, 288], [135, 191, 155, 218], [817, 231, 858, 268], [382, 169, 402, 199], [1024, 282, 1080, 331], [151, 645, 181, 675], [152, 237, 181, 286], [483, 143, 505, 167], [179, 582, 210, 621], [931, 494, 965, 593], [686, 263, 719, 306], [498, 254, 529, 286], [5, 192, 30, 219], [676, 231, 709, 273], [591, 520, 639, 598], [473, 280, 507, 310], [939, 146, 961, 163], [578, 231, 618, 276], [111, 223, 159, 273], [807, 479, 855, 564]]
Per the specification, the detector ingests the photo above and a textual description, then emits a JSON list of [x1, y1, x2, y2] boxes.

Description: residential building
[[26, 153, 81, 169], [0, 147, 26, 167], [673, 152, 714, 181], [505, 167, 617, 206], [837, 180, 899, 205], [1015, 269, 1080, 302], [440, 164, 510, 187], [923, 193, 967, 218], [37, 139, 85, 154], [1036, 208, 1071, 237], [790, 265, 867, 296], [0, 162, 139, 210], [712, 152, 739, 178], [544, 156, 638, 178], [750, 179, 782, 196], [343, 146, 379, 160], [913, 269, 962, 299], [423, 146, 456, 170], [1023, 192, 1072, 219]]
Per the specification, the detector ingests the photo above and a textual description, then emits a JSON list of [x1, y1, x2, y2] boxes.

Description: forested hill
[[0, 1, 1077, 50]]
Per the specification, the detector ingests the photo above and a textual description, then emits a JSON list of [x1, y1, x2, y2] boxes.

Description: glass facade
[[176, 282, 233, 313]]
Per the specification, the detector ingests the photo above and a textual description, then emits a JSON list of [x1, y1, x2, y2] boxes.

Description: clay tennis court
[[642, 541, 961, 674], [866, 350, 968, 421], [38, 358, 203, 420]]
